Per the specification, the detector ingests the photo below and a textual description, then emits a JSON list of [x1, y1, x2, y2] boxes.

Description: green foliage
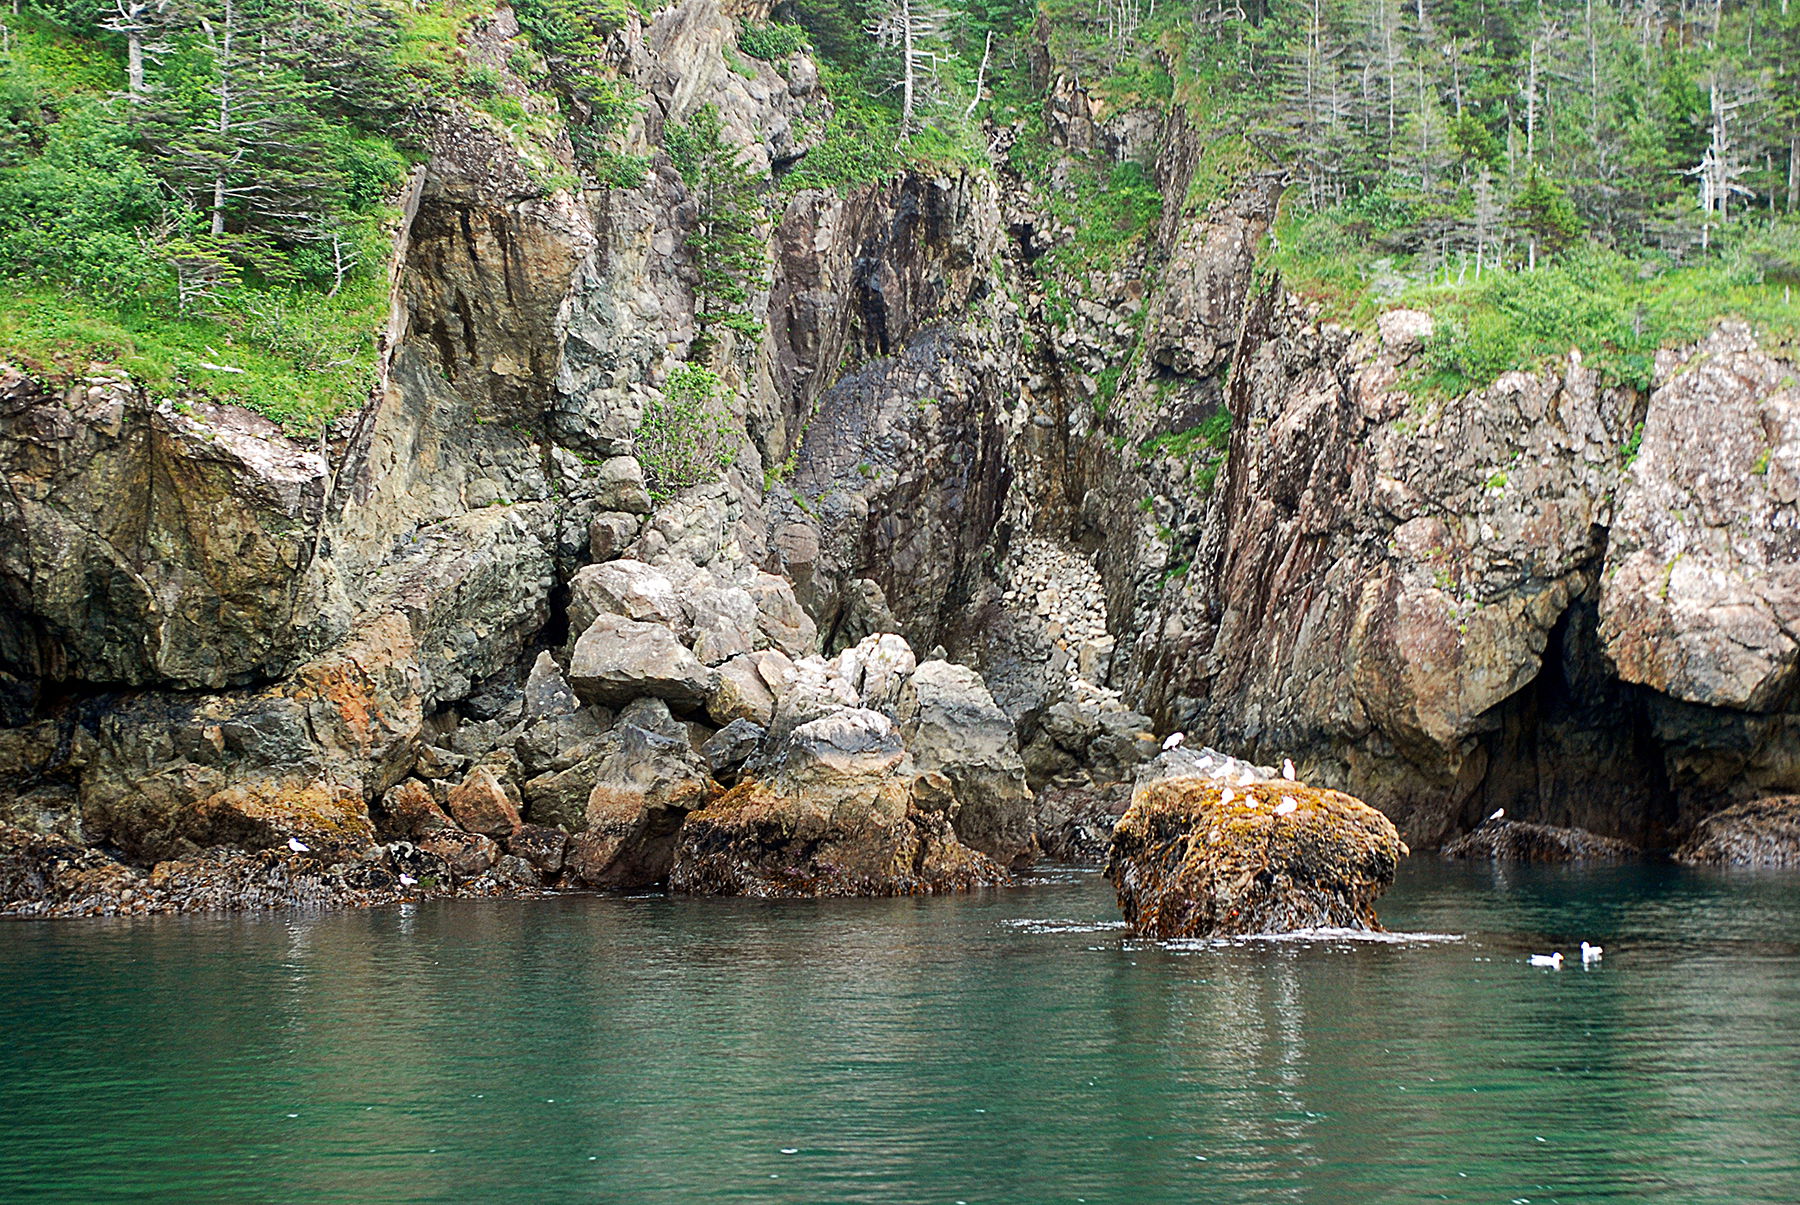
[[1408, 244, 1800, 396], [778, 72, 902, 192], [510, 0, 642, 178], [1139, 409, 1231, 461], [1141, 408, 1231, 495], [1511, 170, 1582, 258], [0, 0, 421, 429], [737, 21, 809, 61], [0, 279, 386, 433], [1621, 421, 1645, 468], [636, 362, 740, 500], [667, 103, 769, 345]]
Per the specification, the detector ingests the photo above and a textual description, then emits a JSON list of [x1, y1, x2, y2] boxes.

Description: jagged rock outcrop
[[1106, 772, 1407, 939], [0, 371, 328, 693]]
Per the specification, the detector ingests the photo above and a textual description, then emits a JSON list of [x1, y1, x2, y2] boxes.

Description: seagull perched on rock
[[1489, 808, 1505, 822], [1282, 758, 1296, 781], [1274, 796, 1298, 817], [1162, 732, 1185, 752], [398, 873, 418, 888], [1528, 952, 1564, 968], [1219, 788, 1234, 807], [286, 837, 311, 853], [1581, 942, 1603, 964]]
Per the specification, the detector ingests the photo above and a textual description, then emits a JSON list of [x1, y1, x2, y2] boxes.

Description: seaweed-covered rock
[[668, 709, 1008, 897], [1675, 797, 1800, 867], [1106, 775, 1406, 938], [0, 824, 537, 917], [1441, 817, 1640, 863]]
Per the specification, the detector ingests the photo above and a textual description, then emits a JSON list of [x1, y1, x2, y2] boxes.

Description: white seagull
[[1580, 942, 1604, 964], [1282, 758, 1296, 781], [1528, 952, 1564, 968], [1274, 796, 1298, 817], [399, 873, 418, 888], [286, 837, 311, 853], [1489, 808, 1505, 822], [1162, 732, 1185, 751], [1219, 788, 1235, 806]]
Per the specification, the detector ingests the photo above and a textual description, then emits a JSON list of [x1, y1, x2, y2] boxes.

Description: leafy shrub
[[635, 362, 739, 500], [462, 63, 503, 97], [737, 21, 809, 61]]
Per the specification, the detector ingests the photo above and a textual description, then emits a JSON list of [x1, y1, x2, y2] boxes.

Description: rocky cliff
[[2, 0, 1796, 912]]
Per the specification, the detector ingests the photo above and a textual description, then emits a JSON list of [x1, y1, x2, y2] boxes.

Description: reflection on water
[[2, 861, 1797, 1203]]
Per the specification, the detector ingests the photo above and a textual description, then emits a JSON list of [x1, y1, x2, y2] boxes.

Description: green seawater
[[2, 861, 1797, 1203]]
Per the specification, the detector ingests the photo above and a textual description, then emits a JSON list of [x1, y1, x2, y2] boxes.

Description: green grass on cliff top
[[0, 282, 389, 433], [1267, 203, 1800, 396]]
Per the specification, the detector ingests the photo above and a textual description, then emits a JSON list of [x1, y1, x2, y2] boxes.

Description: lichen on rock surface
[[1106, 774, 1407, 939]]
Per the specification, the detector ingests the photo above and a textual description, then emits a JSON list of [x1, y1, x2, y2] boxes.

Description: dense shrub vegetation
[[636, 361, 738, 500], [0, 0, 1794, 433]]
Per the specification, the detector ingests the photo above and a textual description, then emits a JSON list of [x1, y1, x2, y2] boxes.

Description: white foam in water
[[1155, 928, 1466, 950], [1003, 918, 1131, 935]]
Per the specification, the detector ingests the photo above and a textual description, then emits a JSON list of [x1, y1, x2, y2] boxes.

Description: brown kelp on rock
[[1105, 774, 1408, 939]]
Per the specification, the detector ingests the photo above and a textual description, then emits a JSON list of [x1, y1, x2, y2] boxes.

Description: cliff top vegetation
[[0, 0, 1796, 429]]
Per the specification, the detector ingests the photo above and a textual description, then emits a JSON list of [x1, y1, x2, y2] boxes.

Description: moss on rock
[[1105, 775, 1407, 938]]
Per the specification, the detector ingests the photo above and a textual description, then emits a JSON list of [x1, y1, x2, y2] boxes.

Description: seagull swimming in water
[[1282, 758, 1296, 781], [1581, 942, 1604, 964], [1162, 732, 1185, 752], [1528, 952, 1564, 968], [1274, 796, 1298, 817], [286, 837, 311, 853]]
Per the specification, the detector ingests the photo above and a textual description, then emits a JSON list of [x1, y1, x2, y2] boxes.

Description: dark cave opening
[[1470, 599, 1678, 849]]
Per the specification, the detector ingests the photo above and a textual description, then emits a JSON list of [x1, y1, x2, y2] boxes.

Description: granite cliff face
[[2, 0, 1796, 911]]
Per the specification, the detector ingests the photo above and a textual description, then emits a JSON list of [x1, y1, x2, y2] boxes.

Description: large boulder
[[562, 714, 718, 889], [896, 660, 1037, 868], [1106, 775, 1407, 938], [568, 613, 714, 707], [1675, 797, 1800, 867], [669, 708, 1008, 897], [567, 559, 688, 638], [705, 651, 788, 726]]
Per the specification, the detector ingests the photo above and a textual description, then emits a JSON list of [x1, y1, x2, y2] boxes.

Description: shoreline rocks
[[1106, 773, 1406, 939], [668, 705, 1009, 897], [0, 823, 545, 918], [1675, 797, 1800, 868], [1441, 817, 1641, 863]]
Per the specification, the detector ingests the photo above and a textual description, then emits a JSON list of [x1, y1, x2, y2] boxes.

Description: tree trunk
[[1789, 129, 1798, 213], [964, 30, 991, 119], [900, 0, 914, 138], [127, 31, 145, 98], [210, 0, 234, 236]]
